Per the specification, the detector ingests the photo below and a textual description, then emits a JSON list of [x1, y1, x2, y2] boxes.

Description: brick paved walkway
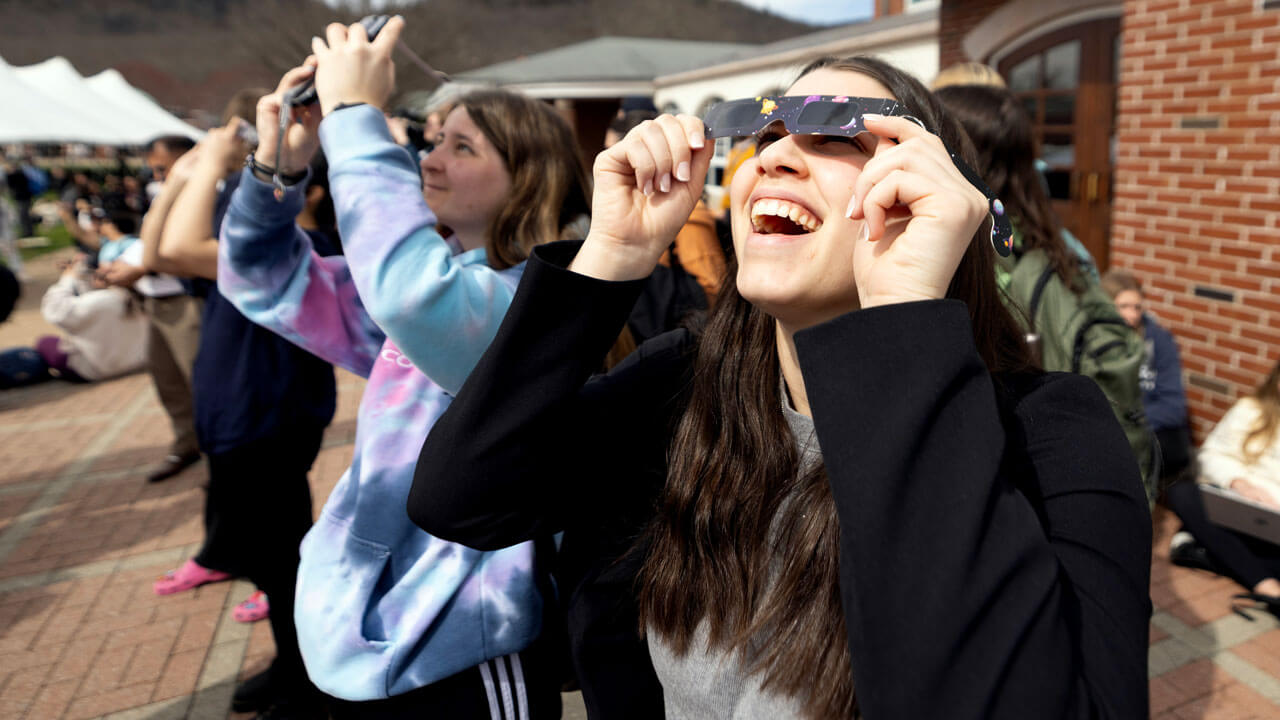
[[1, 250, 1279, 718]]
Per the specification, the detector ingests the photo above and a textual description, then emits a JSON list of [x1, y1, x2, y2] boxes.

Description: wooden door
[[998, 18, 1120, 270]]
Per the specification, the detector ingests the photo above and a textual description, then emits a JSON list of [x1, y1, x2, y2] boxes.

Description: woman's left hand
[[311, 16, 405, 117], [846, 114, 989, 309]]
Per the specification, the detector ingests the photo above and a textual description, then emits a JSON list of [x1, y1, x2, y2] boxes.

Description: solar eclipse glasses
[[702, 95, 1013, 257]]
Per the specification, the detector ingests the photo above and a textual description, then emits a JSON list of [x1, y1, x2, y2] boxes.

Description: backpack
[[1002, 249, 1159, 504]]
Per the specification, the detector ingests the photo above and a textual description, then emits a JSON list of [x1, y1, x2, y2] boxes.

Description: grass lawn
[[18, 223, 75, 262]]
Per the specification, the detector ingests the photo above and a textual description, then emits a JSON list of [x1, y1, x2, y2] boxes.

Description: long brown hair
[[1244, 358, 1280, 464], [636, 55, 1034, 719], [452, 90, 592, 269], [934, 84, 1083, 292]]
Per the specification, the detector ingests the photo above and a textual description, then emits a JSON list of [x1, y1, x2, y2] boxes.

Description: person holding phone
[[215, 16, 588, 719], [410, 55, 1151, 719]]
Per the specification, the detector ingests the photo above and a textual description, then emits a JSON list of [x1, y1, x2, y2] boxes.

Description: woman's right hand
[[571, 114, 713, 281], [255, 62, 323, 176]]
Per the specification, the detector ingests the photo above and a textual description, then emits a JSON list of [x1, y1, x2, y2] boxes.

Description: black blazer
[[410, 242, 1152, 720]]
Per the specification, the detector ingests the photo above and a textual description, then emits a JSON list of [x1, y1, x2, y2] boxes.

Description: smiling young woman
[[410, 55, 1151, 720]]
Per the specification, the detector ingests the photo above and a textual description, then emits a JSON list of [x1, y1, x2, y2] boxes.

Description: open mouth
[[750, 198, 821, 235]]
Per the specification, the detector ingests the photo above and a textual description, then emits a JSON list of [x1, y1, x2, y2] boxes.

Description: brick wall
[[1112, 0, 1280, 438], [938, 0, 1004, 67]]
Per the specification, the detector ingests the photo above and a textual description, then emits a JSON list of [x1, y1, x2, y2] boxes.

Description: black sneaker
[[146, 450, 201, 483], [1234, 592, 1280, 620], [232, 667, 276, 713]]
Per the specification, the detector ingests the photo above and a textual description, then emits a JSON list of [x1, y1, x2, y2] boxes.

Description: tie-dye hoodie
[[217, 105, 540, 701]]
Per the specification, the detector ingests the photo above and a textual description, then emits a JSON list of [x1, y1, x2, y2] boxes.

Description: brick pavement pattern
[[1, 251, 1277, 718]]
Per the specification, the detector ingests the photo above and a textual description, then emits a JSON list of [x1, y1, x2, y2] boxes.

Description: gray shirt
[[647, 399, 822, 719]]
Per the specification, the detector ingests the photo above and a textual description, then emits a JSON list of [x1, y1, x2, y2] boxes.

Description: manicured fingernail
[[675, 162, 690, 182], [659, 174, 671, 193], [690, 132, 705, 149], [643, 180, 654, 196], [845, 194, 858, 219], [859, 224, 870, 242], [862, 113, 884, 122]]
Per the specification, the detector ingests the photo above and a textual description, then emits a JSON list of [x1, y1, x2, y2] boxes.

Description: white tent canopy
[[86, 69, 204, 142], [0, 56, 203, 145], [0, 57, 130, 144]]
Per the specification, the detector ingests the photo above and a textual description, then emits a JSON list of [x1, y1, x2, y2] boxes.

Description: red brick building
[[905, 0, 1280, 437]]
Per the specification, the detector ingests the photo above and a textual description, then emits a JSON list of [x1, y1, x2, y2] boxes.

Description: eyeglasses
[[702, 95, 1013, 257]]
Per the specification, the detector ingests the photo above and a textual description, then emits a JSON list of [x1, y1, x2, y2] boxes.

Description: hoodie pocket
[[297, 514, 394, 650]]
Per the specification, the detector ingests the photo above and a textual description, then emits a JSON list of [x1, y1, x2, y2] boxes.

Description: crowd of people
[[0, 15, 1277, 720]]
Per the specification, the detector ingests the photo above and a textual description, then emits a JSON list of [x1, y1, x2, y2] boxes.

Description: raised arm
[[140, 149, 197, 275], [218, 171, 384, 378], [318, 106, 521, 392], [215, 65, 384, 378], [55, 204, 99, 253], [310, 19, 534, 392], [796, 301, 1150, 720], [156, 123, 249, 280], [409, 242, 693, 548]]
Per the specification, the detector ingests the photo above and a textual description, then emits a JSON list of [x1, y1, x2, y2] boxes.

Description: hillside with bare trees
[[0, 0, 815, 118]]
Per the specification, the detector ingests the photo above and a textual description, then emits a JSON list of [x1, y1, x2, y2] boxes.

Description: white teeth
[[750, 198, 821, 233]]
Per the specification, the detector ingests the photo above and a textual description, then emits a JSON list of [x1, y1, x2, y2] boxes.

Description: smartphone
[[285, 14, 391, 108]]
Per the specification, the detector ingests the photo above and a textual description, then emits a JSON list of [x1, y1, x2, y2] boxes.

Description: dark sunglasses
[[702, 95, 1013, 257]]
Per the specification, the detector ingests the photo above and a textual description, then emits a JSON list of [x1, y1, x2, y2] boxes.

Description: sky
[[732, 0, 874, 26]]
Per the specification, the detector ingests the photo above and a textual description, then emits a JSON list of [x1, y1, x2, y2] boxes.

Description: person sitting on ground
[[1165, 358, 1280, 617], [412, 54, 1152, 719], [1102, 269, 1192, 481], [0, 257, 147, 388]]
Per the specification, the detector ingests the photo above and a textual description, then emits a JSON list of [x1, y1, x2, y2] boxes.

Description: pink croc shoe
[[153, 559, 231, 596], [233, 590, 269, 623]]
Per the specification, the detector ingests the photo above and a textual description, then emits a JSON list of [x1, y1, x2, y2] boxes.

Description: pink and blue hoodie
[[217, 105, 540, 701]]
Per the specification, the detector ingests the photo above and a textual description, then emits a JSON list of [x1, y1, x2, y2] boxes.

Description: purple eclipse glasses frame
[[702, 95, 1013, 257]]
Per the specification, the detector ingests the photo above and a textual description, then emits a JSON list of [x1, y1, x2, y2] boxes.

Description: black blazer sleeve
[[410, 241, 694, 550], [795, 299, 1151, 720]]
